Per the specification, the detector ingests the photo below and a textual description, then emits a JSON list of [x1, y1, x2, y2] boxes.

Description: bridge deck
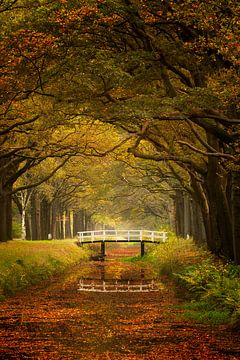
[[77, 229, 167, 244]]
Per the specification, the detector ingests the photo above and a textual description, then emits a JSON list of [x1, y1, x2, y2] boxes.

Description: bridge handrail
[[77, 229, 168, 243]]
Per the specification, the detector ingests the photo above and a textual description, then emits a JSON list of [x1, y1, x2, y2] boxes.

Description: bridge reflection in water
[[78, 279, 159, 292], [77, 262, 160, 293]]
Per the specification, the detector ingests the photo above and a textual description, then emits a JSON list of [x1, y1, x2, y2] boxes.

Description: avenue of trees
[[0, 0, 240, 263]]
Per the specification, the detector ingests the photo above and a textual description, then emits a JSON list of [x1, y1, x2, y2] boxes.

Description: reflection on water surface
[[78, 259, 160, 293], [78, 279, 159, 292]]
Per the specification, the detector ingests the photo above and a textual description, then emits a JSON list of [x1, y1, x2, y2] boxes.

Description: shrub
[[176, 259, 240, 324], [146, 235, 204, 276], [143, 236, 240, 327]]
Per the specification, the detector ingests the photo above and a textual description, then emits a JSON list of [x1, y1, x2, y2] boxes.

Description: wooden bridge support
[[141, 242, 145, 257], [101, 241, 106, 257]]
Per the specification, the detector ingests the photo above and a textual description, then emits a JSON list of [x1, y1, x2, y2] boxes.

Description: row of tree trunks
[[175, 162, 240, 264], [174, 190, 206, 245], [22, 191, 96, 240]]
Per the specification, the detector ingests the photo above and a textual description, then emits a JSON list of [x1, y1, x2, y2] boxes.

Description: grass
[[0, 239, 89, 299], [178, 301, 232, 325]]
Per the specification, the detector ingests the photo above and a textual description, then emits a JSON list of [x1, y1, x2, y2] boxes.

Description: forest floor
[[0, 245, 239, 360]]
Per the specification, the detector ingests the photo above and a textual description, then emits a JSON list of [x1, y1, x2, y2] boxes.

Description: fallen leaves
[[0, 250, 239, 359]]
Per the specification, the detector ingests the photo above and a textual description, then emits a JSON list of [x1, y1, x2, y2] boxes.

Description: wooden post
[[101, 241, 105, 258], [141, 242, 145, 257]]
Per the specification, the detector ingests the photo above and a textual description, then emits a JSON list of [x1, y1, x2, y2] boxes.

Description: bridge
[[77, 229, 168, 257]]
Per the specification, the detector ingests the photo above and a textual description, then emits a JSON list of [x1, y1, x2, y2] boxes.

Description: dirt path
[[0, 248, 239, 359]]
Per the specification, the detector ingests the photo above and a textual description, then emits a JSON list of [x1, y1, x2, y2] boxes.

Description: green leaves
[[177, 259, 240, 317]]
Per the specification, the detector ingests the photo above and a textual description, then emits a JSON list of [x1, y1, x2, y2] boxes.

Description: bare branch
[[11, 156, 71, 194], [178, 140, 235, 160], [0, 115, 40, 136]]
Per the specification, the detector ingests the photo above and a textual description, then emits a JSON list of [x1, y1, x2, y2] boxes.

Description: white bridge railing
[[78, 279, 159, 293], [77, 229, 167, 244]]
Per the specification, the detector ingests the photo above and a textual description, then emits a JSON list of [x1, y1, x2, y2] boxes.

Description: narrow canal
[[0, 244, 239, 359]]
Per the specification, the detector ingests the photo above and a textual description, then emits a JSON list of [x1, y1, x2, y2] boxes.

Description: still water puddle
[[77, 259, 160, 293]]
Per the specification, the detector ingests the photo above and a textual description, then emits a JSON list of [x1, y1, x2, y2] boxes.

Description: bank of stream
[[0, 244, 239, 359]]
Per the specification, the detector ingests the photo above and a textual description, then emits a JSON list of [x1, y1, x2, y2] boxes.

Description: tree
[[2, 1, 240, 262]]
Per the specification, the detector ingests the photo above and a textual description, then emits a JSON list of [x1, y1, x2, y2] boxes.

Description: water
[[77, 245, 160, 293]]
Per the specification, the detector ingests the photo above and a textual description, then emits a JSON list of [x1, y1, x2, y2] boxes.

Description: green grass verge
[[0, 239, 89, 299], [178, 301, 232, 325]]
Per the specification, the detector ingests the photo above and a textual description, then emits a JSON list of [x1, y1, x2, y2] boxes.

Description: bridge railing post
[[91, 231, 94, 242], [162, 232, 168, 242], [151, 231, 154, 242], [140, 230, 143, 241]]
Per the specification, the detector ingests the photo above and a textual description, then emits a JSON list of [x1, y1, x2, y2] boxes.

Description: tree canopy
[[1, 0, 240, 263]]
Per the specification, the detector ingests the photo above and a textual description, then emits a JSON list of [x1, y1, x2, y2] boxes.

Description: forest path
[[0, 245, 239, 359]]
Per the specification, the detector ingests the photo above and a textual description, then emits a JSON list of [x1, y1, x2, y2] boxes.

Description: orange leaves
[[0, 29, 57, 104], [54, 5, 99, 30], [99, 13, 122, 26], [6, 29, 57, 60], [1, 30, 56, 79]]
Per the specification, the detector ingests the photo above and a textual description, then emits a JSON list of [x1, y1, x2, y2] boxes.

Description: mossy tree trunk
[[232, 171, 240, 264]]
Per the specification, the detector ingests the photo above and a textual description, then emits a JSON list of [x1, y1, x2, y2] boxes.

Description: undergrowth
[[145, 233, 203, 275], [142, 235, 240, 327], [0, 239, 89, 299], [176, 258, 240, 326]]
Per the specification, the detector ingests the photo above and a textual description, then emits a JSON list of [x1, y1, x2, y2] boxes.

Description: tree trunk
[[40, 197, 51, 240], [51, 201, 58, 239], [191, 200, 206, 245], [65, 209, 72, 238], [183, 193, 192, 238], [55, 204, 64, 239], [25, 213, 31, 240], [6, 185, 12, 240], [31, 191, 41, 240], [0, 186, 12, 242], [205, 135, 234, 259], [232, 171, 240, 264], [0, 190, 8, 242], [190, 175, 212, 248], [59, 208, 64, 239], [73, 209, 85, 235], [174, 190, 185, 237]]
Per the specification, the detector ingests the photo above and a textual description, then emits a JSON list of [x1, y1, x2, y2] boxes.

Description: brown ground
[[0, 245, 239, 359]]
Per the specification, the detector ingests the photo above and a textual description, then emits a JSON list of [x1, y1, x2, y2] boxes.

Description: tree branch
[[11, 156, 71, 194], [178, 140, 235, 160], [128, 148, 206, 175]]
